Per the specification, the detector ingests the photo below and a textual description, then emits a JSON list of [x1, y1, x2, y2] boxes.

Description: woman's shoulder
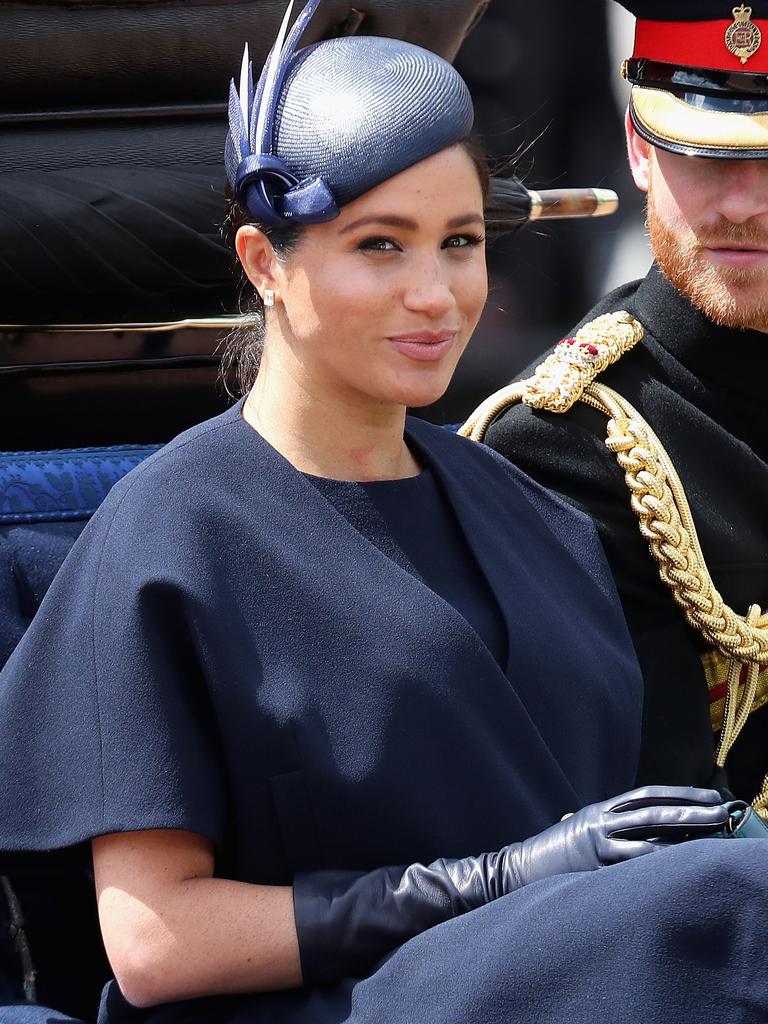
[[60, 403, 264, 578], [118, 403, 245, 486], [96, 403, 253, 522]]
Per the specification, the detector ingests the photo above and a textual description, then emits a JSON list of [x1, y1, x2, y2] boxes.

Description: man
[[475, 1, 768, 811]]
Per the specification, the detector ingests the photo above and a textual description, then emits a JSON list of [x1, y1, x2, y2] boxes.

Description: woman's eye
[[357, 237, 401, 252], [443, 233, 485, 250], [356, 234, 484, 253]]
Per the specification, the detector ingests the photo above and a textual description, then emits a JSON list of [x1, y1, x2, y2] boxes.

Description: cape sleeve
[[0, 478, 227, 853]]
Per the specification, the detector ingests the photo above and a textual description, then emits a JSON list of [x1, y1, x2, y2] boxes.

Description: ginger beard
[[647, 160, 768, 333]]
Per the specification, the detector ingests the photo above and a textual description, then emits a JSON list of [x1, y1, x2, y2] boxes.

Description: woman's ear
[[235, 225, 280, 303], [625, 107, 652, 193]]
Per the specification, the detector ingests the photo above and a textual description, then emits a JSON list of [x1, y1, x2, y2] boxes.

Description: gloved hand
[[508, 784, 729, 882], [294, 786, 728, 985]]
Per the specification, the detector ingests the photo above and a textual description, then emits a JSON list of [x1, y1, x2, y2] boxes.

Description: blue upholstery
[[0, 447, 162, 525], [0, 447, 162, 666]]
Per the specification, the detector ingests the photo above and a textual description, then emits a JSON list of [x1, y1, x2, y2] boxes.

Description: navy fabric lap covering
[[348, 839, 768, 1024], [95, 840, 768, 1023]]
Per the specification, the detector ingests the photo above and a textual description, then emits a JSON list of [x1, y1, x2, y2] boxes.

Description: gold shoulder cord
[[460, 311, 768, 819]]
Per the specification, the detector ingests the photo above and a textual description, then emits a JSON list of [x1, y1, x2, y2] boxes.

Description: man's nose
[[402, 255, 455, 316], [714, 159, 768, 224]]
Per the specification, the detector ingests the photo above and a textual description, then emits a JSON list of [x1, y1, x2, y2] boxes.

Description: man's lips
[[703, 244, 768, 266], [387, 330, 459, 362], [707, 243, 768, 251]]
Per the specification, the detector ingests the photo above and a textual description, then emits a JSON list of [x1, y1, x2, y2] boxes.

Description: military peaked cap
[[617, 1, 768, 157]]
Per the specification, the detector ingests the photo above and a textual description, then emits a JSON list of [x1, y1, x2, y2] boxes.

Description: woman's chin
[[405, 391, 449, 410], [388, 380, 453, 410], [378, 364, 459, 410]]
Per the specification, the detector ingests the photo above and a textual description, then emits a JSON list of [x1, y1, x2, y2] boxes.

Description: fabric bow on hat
[[225, 0, 339, 227]]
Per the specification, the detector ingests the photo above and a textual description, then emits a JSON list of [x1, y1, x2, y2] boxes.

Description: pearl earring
[[263, 289, 275, 307]]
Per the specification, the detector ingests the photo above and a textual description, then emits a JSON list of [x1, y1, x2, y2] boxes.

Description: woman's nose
[[401, 257, 455, 316]]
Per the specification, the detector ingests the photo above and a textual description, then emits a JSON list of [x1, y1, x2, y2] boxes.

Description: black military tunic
[[486, 264, 768, 801]]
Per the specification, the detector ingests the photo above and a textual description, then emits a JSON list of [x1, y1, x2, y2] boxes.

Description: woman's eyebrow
[[339, 212, 485, 234], [446, 213, 485, 229], [339, 215, 418, 234]]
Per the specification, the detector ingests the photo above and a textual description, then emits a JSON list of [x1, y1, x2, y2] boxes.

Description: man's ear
[[625, 107, 652, 193], [235, 225, 280, 301]]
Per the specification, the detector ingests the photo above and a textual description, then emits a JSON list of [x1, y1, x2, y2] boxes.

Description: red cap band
[[633, 18, 768, 74]]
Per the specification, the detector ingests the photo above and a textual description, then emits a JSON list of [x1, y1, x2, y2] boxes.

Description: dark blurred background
[[430, 0, 651, 424], [1, 0, 653, 449]]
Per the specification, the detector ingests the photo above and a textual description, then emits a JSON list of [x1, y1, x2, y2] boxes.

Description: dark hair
[[219, 198, 303, 398], [220, 135, 524, 397]]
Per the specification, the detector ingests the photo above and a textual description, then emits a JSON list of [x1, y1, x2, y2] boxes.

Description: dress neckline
[[303, 466, 433, 488], [232, 398, 430, 485]]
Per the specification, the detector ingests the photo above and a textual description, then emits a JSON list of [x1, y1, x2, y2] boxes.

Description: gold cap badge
[[726, 5, 762, 64]]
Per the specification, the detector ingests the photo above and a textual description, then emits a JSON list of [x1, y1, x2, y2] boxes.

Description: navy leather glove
[[294, 786, 728, 985]]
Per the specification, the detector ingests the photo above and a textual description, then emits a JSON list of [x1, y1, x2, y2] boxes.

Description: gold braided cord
[[714, 605, 763, 768], [581, 383, 768, 662], [460, 311, 643, 442], [460, 371, 768, 817], [582, 383, 768, 819], [459, 382, 526, 441], [462, 377, 768, 661], [756, 777, 768, 818]]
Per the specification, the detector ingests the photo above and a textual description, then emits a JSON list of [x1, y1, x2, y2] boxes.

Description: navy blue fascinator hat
[[225, 0, 474, 227]]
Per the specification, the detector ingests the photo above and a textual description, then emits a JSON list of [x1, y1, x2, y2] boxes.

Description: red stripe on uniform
[[634, 18, 768, 74], [709, 681, 729, 704], [709, 664, 767, 704]]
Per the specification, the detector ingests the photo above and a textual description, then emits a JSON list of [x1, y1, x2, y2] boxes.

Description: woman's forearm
[[93, 831, 301, 1008], [95, 784, 728, 1006]]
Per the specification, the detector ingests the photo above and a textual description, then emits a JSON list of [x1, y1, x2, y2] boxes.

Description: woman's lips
[[387, 330, 458, 362]]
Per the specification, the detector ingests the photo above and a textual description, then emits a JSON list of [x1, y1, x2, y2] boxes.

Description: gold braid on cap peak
[[460, 311, 768, 819]]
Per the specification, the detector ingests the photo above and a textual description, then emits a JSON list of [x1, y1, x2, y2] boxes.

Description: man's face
[[630, 118, 768, 331]]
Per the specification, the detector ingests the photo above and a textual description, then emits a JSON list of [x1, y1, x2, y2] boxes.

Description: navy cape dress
[[1, 404, 765, 1023]]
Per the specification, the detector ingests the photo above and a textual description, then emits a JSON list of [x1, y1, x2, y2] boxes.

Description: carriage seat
[[0, 445, 161, 663], [0, 444, 160, 1021]]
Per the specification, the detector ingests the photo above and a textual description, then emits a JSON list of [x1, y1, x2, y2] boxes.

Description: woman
[[0, 3, 761, 1023]]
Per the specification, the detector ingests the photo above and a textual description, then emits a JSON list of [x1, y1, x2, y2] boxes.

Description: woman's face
[[240, 144, 488, 411]]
